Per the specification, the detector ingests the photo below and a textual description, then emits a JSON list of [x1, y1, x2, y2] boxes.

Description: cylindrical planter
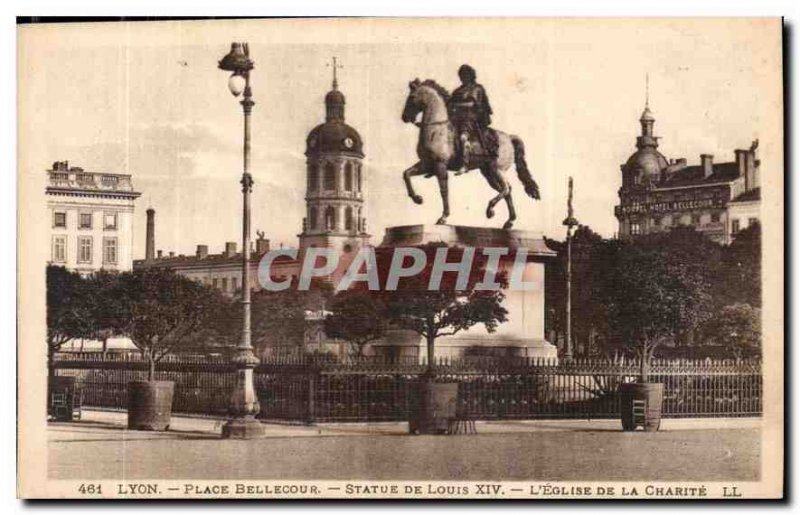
[[48, 376, 77, 421], [619, 382, 664, 432], [408, 381, 458, 435], [127, 380, 174, 431]]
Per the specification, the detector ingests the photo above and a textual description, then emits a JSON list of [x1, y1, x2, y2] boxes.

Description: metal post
[[221, 46, 265, 439], [562, 177, 579, 362], [565, 225, 573, 361]]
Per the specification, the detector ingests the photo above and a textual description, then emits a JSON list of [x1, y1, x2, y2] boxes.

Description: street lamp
[[562, 176, 579, 362], [218, 42, 264, 439]]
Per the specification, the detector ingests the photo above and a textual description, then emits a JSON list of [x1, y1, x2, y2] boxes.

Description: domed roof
[[306, 122, 364, 157], [306, 79, 364, 157], [325, 89, 345, 105], [624, 147, 668, 177], [640, 106, 655, 122]]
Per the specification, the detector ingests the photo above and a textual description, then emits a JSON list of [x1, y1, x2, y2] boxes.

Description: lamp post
[[218, 42, 264, 439], [562, 177, 579, 362]]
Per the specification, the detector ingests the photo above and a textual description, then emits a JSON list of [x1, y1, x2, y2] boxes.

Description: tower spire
[[328, 56, 343, 91], [324, 57, 346, 122], [645, 72, 649, 109]]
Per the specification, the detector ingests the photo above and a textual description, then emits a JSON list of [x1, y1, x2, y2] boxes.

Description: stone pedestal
[[374, 224, 558, 361]]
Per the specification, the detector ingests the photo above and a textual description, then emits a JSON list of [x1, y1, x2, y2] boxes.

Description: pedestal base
[[221, 416, 266, 439]]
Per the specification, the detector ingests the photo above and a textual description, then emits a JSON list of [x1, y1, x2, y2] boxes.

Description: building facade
[[614, 103, 761, 244], [47, 161, 141, 273]]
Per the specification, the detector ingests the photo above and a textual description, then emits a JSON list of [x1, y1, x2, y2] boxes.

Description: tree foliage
[[545, 224, 761, 363], [109, 268, 228, 379], [373, 245, 509, 371], [700, 303, 761, 359], [324, 290, 387, 356], [600, 233, 714, 379], [207, 278, 333, 358], [46, 266, 96, 374]]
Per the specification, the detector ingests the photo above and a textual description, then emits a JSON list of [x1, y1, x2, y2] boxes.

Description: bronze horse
[[401, 79, 540, 229]]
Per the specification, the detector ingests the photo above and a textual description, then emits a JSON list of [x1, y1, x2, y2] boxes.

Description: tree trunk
[[148, 355, 156, 382], [426, 333, 435, 376], [47, 346, 55, 379], [639, 345, 651, 383]]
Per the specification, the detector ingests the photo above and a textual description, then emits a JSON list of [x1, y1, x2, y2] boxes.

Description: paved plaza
[[48, 410, 761, 481]]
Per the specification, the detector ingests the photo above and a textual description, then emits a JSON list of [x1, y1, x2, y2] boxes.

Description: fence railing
[[52, 353, 762, 423]]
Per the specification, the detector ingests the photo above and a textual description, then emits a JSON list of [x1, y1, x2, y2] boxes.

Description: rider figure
[[447, 64, 498, 173]]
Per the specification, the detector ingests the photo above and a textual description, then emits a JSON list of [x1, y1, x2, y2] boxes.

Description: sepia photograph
[[16, 16, 784, 500]]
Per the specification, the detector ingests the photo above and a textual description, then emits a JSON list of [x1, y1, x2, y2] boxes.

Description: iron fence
[[52, 353, 762, 422]]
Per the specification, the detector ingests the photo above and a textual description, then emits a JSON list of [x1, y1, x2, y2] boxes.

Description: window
[[222, 278, 229, 292], [78, 236, 92, 264], [356, 165, 362, 192], [52, 235, 66, 263], [691, 213, 701, 225], [232, 277, 239, 292], [309, 207, 318, 230], [731, 218, 740, 234], [307, 165, 318, 192], [53, 211, 67, 228], [652, 217, 661, 227], [748, 217, 758, 227], [345, 206, 354, 231], [325, 206, 337, 231], [630, 222, 641, 235], [711, 212, 721, 223], [344, 163, 353, 191], [324, 163, 336, 191], [79, 212, 93, 229], [103, 237, 118, 264], [212, 278, 219, 289], [103, 212, 117, 230]]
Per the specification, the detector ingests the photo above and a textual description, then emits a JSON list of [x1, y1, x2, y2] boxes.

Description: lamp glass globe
[[228, 73, 246, 97]]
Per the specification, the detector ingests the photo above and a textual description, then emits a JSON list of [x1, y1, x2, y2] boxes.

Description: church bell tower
[[299, 58, 370, 257]]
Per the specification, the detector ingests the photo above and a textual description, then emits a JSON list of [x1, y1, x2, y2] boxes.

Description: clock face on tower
[[343, 137, 354, 149]]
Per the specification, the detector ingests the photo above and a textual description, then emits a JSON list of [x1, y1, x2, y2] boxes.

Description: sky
[[19, 18, 782, 259]]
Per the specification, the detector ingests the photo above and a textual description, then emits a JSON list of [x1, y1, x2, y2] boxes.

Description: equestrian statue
[[401, 64, 540, 230]]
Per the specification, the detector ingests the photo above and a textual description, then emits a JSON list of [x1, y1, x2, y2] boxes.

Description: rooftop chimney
[[145, 208, 155, 262], [700, 154, 714, 178], [746, 140, 758, 192], [196, 244, 209, 259], [169, 251, 175, 258], [256, 237, 270, 254], [157, 250, 163, 259], [224, 241, 237, 258]]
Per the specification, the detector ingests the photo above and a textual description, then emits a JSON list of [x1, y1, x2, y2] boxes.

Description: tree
[[46, 266, 94, 377], [601, 233, 714, 380], [376, 245, 509, 373], [700, 303, 761, 359], [84, 270, 121, 355], [719, 222, 761, 308], [324, 290, 387, 357], [207, 278, 334, 358], [545, 225, 617, 356], [110, 268, 228, 380]]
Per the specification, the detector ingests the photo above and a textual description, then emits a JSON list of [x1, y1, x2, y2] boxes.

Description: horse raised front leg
[[435, 162, 449, 225], [402, 162, 424, 205], [503, 188, 517, 230]]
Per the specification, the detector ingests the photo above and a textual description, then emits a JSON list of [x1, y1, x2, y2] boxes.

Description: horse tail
[[511, 135, 540, 200]]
